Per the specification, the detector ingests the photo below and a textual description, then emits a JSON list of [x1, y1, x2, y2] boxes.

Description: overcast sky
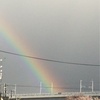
[[0, 0, 100, 93]]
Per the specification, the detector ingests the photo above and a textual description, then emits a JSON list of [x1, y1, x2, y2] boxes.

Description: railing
[[8, 92, 100, 99]]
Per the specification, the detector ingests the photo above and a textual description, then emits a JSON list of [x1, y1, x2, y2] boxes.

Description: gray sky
[[0, 0, 99, 93]]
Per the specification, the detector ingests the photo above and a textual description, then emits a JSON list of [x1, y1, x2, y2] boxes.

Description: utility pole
[[0, 59, 3, 100], [10, 90, 13, 98], [51, 83, 53, 94], [80, 80, 82, 93], [15, 84, 16, 95], [14, 84, 17, 100], [40, 82, 42, 94], [88, 80, 94, 92], [4, 83, 7, 97], [91, 80, 94, 92], [15, 84, 17, 99]]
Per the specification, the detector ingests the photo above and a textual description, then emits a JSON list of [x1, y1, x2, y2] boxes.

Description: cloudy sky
[[0, 0, 100, 93]]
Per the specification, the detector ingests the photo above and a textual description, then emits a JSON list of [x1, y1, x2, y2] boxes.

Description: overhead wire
[[0, 49, 99, 67], [6, 83, 98, 91], [5, 84, 80, 90]]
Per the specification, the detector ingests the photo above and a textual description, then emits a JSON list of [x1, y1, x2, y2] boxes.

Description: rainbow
[[0, 17, 60, 93]]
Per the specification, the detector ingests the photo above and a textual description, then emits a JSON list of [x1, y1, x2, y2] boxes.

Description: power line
[[0, 49, 99, 67], [7, 84, 98, 91], [6, 84, 80, 90]]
